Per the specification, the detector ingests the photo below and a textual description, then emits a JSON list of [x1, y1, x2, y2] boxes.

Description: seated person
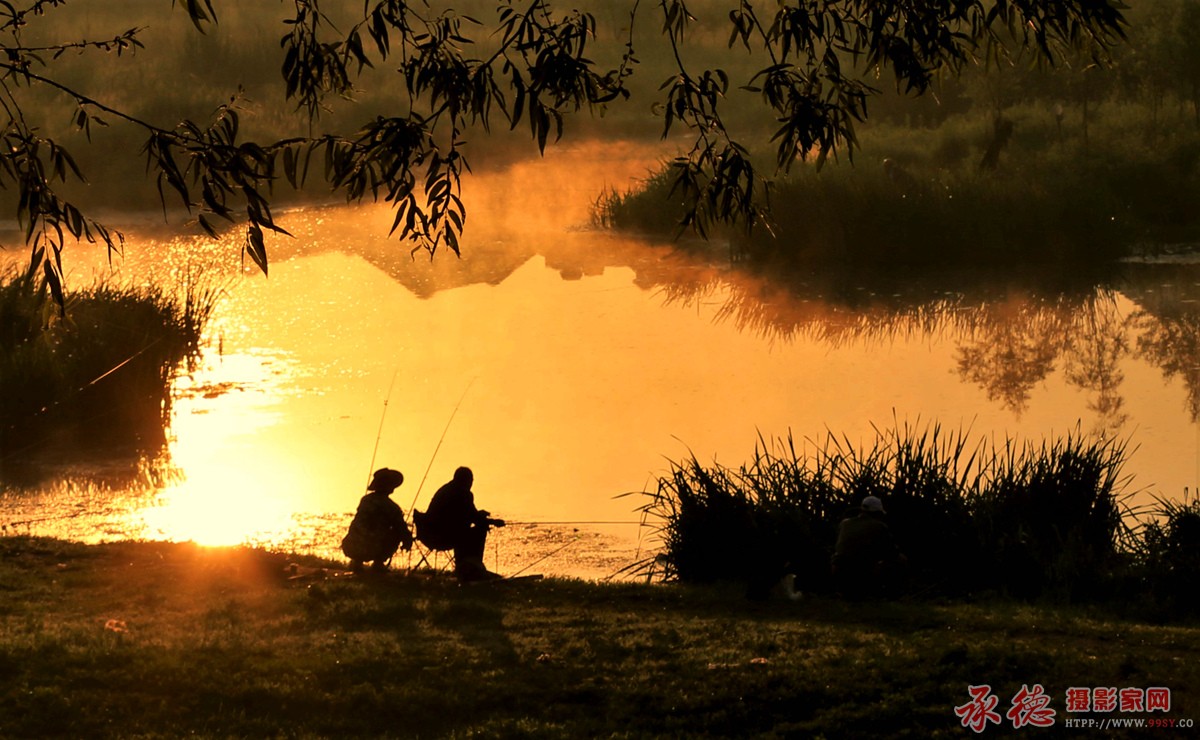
[[831, 495, 907, 599], [341, 467, 413, 572], [414, 466, 504, 581]]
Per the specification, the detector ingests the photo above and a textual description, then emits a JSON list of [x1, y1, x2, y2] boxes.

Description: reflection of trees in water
[[637, 254, 1200, 428], [1127, 267, 1200, 424], [324, 214, 1200, 427], [1136, 311, 1200, 422], [1062, 298, 1132, 434], [957, 293, 1135, 433], [955, 296, 1075, 417], [661, 269, 985, 348]]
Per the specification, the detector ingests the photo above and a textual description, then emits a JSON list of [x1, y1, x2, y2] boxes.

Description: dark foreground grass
[[1, 537, 1198, 738]]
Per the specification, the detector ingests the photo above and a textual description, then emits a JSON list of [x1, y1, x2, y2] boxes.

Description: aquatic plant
[[970, 433, 1133, 600], [589, 166, 684, 237], [1130, 490, 1200, 615], [0, 267, 219, 479], [635, 421, 1137, 601]]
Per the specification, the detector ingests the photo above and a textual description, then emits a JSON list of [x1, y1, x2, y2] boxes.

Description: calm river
[[2, 143, 1198, 579]]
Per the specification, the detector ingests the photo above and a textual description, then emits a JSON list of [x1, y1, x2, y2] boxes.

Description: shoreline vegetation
[[0, 265, 217, 484], [591, 100, 1200, 272], [1, 536, 1198, 737], [629, 425, 1200, 618]]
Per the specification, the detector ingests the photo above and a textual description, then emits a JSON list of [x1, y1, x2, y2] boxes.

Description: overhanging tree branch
[[0, 0, 1128, 310]]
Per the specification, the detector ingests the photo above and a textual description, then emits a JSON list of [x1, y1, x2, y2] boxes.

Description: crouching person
[[341, 467, 414, 572], [831, 495, 908, 599]]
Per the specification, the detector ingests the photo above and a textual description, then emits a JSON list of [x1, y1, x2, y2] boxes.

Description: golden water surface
[[3, 143, 1198, 579]]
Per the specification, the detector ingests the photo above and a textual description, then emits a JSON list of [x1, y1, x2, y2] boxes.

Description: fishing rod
[[3, 510, 87, 529], [364, 368, 400, 488], [0, 338, 165, 465], [409, 376, 476, 512], [507, 535, 581, 579]]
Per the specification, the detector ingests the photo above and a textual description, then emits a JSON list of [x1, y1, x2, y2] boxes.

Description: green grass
[[0, 536, 1197, 737], [0, 267, 218, 479]]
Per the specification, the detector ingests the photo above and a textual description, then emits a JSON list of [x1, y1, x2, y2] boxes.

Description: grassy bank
[[1, 536, 1197, 737], [0, 267, 217, 481], [594, 103, 1200, 269]]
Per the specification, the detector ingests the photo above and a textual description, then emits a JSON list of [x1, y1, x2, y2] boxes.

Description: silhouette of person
[[341, 467, 413, 572], [831, 495, 907, 599], [417, 466, 505, 581]]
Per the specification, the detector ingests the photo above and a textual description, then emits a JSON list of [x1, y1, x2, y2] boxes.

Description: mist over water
[[2, 142, 1198, 579]]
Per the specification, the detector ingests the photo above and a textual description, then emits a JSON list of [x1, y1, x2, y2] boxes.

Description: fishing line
[[3, 510, 86, 529], [409, 376, 477, 512], [0, 338, 166, 465]]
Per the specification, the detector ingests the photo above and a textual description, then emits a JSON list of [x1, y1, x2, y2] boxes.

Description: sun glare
[[146, 422, 302, 548], [143, 478, 296, 547]]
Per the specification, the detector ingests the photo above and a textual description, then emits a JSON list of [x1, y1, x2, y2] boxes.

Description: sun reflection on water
[[141, 481, 298, 547]]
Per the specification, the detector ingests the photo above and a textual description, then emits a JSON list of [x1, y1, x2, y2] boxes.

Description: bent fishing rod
[[0, 338, 165, 466], [409, 376, 476, 512], [506, 535, 582, 579]]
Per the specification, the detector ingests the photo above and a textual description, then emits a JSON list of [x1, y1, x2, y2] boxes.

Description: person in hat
[[415, 466, 504, 582], [341, 467, 413, 572], [831, 495, 907, 599]]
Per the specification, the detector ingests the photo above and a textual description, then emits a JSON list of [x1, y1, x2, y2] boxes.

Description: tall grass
[[971, 435, 1130, 600], [0, 267, 219, 478], [1128, 490, 1200, 615], [634, 421, 1144, 602]]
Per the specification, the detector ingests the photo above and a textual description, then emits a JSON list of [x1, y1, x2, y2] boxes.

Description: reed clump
[[1128, 491, 1200, 615], [634, 422, 1176, 606], [0, 266, 218, 471]]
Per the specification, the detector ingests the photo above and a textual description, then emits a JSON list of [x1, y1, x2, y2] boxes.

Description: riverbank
[[2, 537, 1197, 737], [593, 98, 1200, 271]]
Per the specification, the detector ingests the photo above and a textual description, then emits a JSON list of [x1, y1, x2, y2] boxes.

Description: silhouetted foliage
[[634, 423, 1158, 605], [0, 265, 217, 477], [0, 1, 1126, 306]]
